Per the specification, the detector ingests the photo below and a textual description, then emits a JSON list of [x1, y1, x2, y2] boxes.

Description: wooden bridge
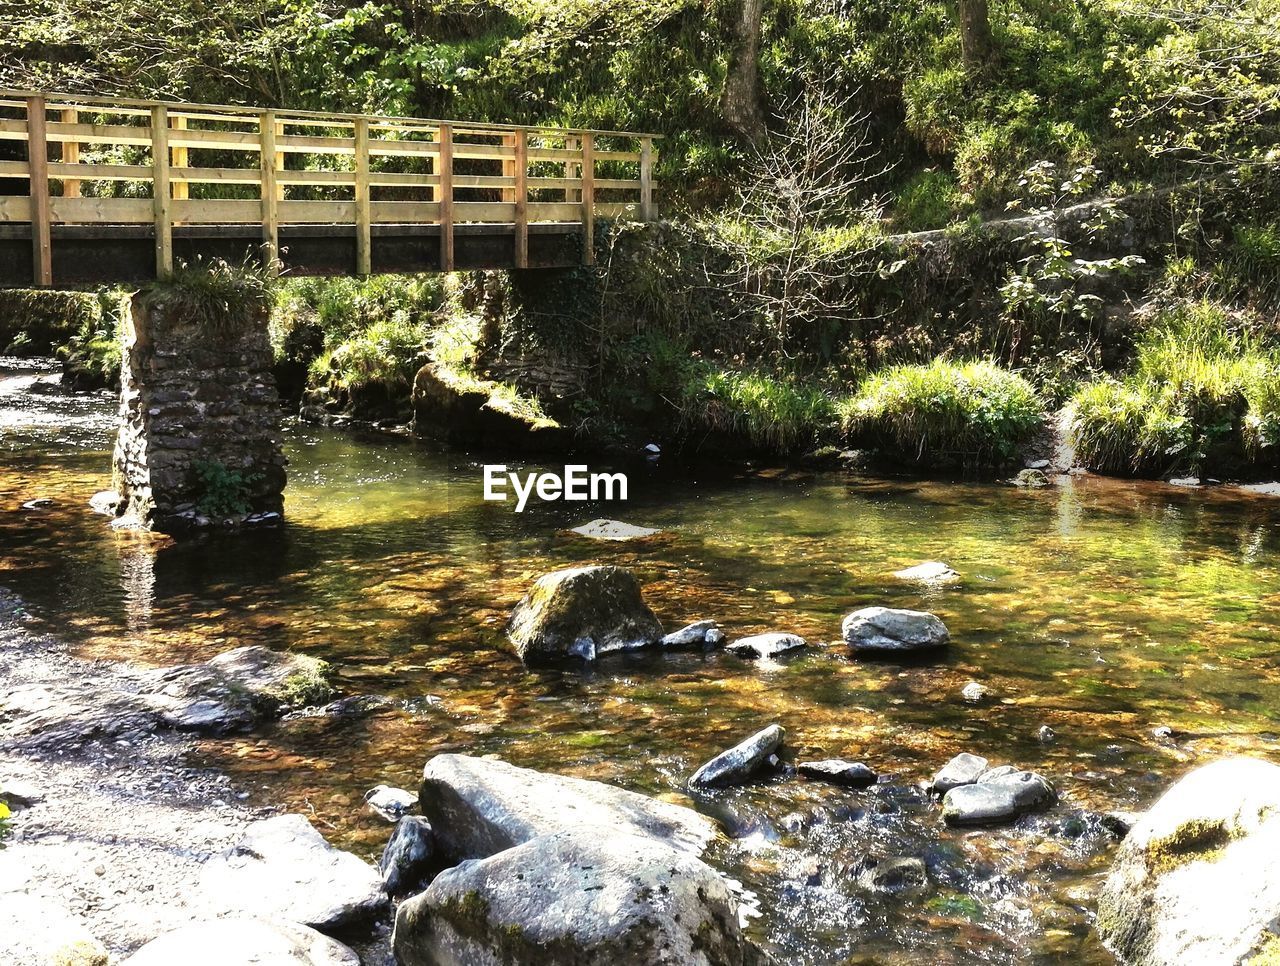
[[0, 91, 660, 287]]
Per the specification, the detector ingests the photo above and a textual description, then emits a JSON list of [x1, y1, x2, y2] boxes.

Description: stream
[[6, 357, 1280, 964]]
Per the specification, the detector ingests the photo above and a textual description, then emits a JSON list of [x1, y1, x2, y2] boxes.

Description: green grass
[[307, 315, 429, 395], [840, 359, 1044, 466], [680, 367, 835, 454], [1067, 302, 1280, 476], [893, 169, 964, 231]]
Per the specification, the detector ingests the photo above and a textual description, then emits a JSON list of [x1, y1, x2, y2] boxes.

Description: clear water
[[6, 360, 1280, 964]]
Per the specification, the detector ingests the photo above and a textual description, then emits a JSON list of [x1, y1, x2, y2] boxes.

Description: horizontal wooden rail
[[1, 89, 661, 284]]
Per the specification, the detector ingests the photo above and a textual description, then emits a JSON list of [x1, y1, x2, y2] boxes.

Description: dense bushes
[[840, 359, 1044, 467], [679, 367, 834, 454], [1067, 303, 1280, 477]]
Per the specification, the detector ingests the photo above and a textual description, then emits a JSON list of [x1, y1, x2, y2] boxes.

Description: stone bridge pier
[[112, 287, 286, 534]]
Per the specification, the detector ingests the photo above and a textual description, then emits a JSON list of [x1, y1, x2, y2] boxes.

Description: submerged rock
[[419, 754, 716, 862], [507, 565, 663, 663], [409, 361, 567, 451], [893, 561, 960, 585], [689, 724, 786, 789], [393, 829, 762, 966], [1013, 468, 1052, 488], [199, 814, 386, 929], [942, 770, 1056, 826], [570, 519, 661, 541], [661, 619, 723, 648], [856, 856, 928, 896], [1098, 757, 1280, 965], [380, 815, 435, 897], [364, 783, 416, 822], [929, 753, 989, 795], [961, 681, 992, 704], [843, 607, 949, 656], [727, 632, 806, 659], [797, 759, 877, 788], [124, 918, 358, 965]]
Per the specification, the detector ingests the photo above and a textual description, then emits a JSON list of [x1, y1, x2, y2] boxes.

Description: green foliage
[[841, 359, 1044, 466], [680, 366, 835, 454], [307, 315, 428, 394], [150, 257, 272, 335], [192, 460, 262, 517], [893, 169, 963, 231], [1067, 302, 1280, 476]]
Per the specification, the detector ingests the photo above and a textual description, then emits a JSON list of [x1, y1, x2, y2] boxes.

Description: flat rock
[[199, 814, 386, 929], [796, 759, 877, 788], [507, 565, 663, 663], [661, 619, 722, 648], [123, 918, 358, 965], [843, 607, 949, 655], [380, 815, 435, 896], [364, 783, 416, 822], [893, 561, 960, 585], [0, 894, 107, 965], [942, 770, 1056, 826], [930, 753, 989, 794], [569, 519, 661, 541], [393, 829, 761, 966], [727, 632, 806, 659], [0, 776, 43, 807], [689, 724, 785, 789], [419, 753, 716, 863]]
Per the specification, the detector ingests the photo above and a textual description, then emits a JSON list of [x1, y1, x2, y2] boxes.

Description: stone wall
[[113, 289, 286, 533]]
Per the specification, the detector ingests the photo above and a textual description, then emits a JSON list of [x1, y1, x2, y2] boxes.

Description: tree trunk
[[721, 0, 767, 144], [958, 0, 995, 69]]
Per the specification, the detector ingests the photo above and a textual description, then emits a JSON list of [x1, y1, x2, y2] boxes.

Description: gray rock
[[930, 753, 989, 794], [364, 783, 416, 822], [1025, 459, 1051, 470], [1098, 757, 1280, 965], [1037, 724, 1058, 743], [689, 725, 785, 789], [1014, 468, 1052, 487], [796, 759, 877, 788], [507, 565, 663, 663], [727, 632, 806, 659], [706, 627, 726, 646], [961, 681, 992, 704], [941, 770, 1056, 826], [842, 607, 949, 655], [978, 764, 1019, 783], [124, 918, 358, 965], [381, 815, 435, 896], [419, 754, 716, 863], [199, 814, 386, 929], [393, 829, 761, 966], [661, 619, 721, 648], [0, 894, 107, 966], [570, 519, 661, 541], [893, 561, 960, 585], [0, 777, 43, 808], [88, 489, 121, 516], [856, 856, 928, 895]]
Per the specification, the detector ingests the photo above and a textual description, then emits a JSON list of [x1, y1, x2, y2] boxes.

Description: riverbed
[[5, 359, 1280, 964]]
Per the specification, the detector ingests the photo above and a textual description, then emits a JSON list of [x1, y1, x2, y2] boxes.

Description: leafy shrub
[[893, 170, 962, 231], [680, 367, 835, 454], [307, 316, 428, 394], [1067, 302, 1280, 476], [192, 461, 262, 517], [150, 257, 272, 334], [840, 359, 1044, 466]]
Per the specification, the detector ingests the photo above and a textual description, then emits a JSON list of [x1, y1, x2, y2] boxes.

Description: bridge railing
[[0, 91, 661, 284]]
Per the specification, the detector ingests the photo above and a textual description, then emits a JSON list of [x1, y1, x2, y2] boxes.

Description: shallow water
[[5, 361, 1280, 963]]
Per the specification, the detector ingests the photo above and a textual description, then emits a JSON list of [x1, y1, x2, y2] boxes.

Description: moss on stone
[[1246, 933, 1280, 965], [1145, 817, 1233, 873]]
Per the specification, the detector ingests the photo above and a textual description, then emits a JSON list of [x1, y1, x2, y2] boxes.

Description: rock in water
[[1097, 757, 1280, 965], [796, 759, 877, 788], [893, 561, 960, 585], [727, 632, 806, 659], [123, 918, 358, 965], [381, 816, 435, 896], [570, 519, 661, 541], [419, 754, 716, 862], [961, 681, 992, 704], [661, 619, 723, 648], [689, 725, 786, 789], [199, 814, 386, 929], [843, 606, 949, 656], [941, 770, 1056, 826], [0, 894, 107, 966], [507, 565, 663, 663], [364, 783, 416, 822], [930, 753, 989, 794], [392, 830, 761, 966], [856, 856, 928, 896]]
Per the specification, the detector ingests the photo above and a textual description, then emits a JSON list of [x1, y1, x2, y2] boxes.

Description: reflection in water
[[4, 367, 1280, 963]]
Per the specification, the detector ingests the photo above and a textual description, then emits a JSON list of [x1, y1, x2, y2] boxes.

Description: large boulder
[[381, 815, 436, 896], [507, 565, 663, 663], [123, 918, 358, 965], [689, 725, 786, 789], [0, 894, 107, 965], [199, 814, 386, 930], [410, 361, 568, 452], [419, 754, 717, 863], [1098, 758, 1280, 965], [842, 606, 949, 656], [392, 830, 763, 966]]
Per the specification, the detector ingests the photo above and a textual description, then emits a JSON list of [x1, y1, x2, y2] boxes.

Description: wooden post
[[581, 133, 595, 266], [61, 108, 81, 199], [514, 129, 528, 269], [259, 111, 279, 274], [27, 96, 51, 286], [438, 123, 454, 272], [171, 114, 189, 202], [151, 105, 173, 278], [639, 137, 654, 223], [565, 135, 581, 203], [354, 116, 371, 276], [501, 132, 516, 203]]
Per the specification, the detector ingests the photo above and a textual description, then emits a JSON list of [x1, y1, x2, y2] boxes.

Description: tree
[[957, 0, 996, 69], [720, 0, 767, 143]]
